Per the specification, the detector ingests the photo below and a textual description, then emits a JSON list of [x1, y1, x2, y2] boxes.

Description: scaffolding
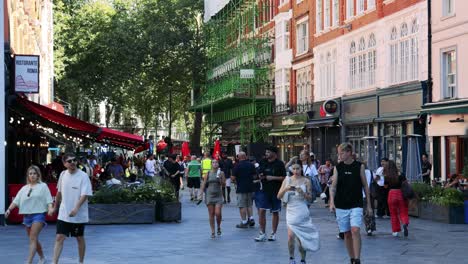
[[193, 0, 275, 146]]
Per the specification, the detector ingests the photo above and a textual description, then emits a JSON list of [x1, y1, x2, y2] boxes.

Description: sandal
[[217, 228, 222, 236], [211, 232, 215, 239]]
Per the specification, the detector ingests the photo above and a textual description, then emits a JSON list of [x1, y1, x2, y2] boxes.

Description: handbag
[[369, 171, 379, 198], [281, 176, 292, 204], [401, 180, 415, 200]]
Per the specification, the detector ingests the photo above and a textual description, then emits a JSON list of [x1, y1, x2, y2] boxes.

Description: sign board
[[323, 100, 339, 115], [14, 55, 40, 93], [240, 69, 255, 79]]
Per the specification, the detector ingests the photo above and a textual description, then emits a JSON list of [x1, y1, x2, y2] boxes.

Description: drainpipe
[[427, 0, 432, 104]]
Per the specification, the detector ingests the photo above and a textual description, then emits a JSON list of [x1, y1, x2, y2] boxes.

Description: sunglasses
[[66, 158, 77, 163], [27, 188, 32, 197]]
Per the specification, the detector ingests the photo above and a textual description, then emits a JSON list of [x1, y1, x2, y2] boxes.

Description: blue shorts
[[23, 213, 47, 228], [255, 191, 281, 213], [336, 208, 363, 232]]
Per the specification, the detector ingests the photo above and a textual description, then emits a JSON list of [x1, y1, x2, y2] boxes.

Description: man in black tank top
[[329, 143, 372, 264]]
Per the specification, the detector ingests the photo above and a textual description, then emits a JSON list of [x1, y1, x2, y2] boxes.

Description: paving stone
[[0, 190, 467, 264]]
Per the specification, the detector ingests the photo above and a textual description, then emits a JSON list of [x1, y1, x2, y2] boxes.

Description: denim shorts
[[255, 191, 281, 213], [23, 212, 47, 228], [336, 207, 363, 232]]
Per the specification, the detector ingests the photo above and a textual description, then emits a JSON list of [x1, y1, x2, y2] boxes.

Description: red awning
[[97, 127, 144, 145], [105, 140, 138, 150], [17, 95, 99, 135]]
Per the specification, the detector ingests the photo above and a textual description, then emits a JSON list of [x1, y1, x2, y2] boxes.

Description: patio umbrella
[[363, 136, 378, 172], [406, 135, 422, 182], [213, 139, 221, 159], [156, 139, 167, 153], [181, 141, 191, 157]]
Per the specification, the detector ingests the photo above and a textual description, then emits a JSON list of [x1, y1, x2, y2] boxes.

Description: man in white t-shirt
[[53, 153, 93, 264], [145, 154, 157, 182]]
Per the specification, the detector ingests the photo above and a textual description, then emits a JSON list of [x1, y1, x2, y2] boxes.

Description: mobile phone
[[290, 186, 296, 190]]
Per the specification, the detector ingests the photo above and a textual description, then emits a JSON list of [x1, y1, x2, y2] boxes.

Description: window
[[347, 0, 354, 19], [368, 34, 376, 86], [357, 0, 365, 15], [320, 50, 337, 98], [275, 69, 291, 109], [349, 34, 377, 90], [443, 0, 454, 16], [297, 21, 308, 55], [442, 49, 457, 99], [333, 0, 339, 27], [317, 0, 323, 32], [325, 0, 330, 29], [280, 0, 289, 6], [296, 68, 310, 107], [349, 41, 357, 89], [367, 0, 376, 10], [276, 21, 290, 53], [389, 20, 419, 84]]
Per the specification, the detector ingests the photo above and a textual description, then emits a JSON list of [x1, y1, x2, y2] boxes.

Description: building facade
[[311, 0, 428, 171], [196, 0, 276, 153], [6, 0, 54, 104], [422, 0, 468, 180]]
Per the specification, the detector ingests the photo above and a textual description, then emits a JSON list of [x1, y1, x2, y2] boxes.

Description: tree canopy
[[54, 0, 205, 141]]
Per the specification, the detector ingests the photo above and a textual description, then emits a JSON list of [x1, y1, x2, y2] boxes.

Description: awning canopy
[[421, 100, 468, 115], [17, 95, 99, 136], [97, 128, 144, 145], [268, 125, 304, 137], [306, 118, 337, 128], [14, 95, 144, 149]]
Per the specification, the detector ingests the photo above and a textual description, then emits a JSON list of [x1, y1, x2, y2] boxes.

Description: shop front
[[422, 100, 468, 181], [269, 114, 307, 162], [306, 99, 341, 163], [342, 82, 426, 173]]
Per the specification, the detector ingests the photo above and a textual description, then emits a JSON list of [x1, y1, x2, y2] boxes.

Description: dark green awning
[[421, 101, 468, 115], [268, 125, 305, 137]]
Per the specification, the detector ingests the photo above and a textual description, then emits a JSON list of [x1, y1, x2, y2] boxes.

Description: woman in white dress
[[278, 164, 320, 264]]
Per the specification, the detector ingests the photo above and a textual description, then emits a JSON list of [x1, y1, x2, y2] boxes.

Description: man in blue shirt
[[232, 152, 256, 228]]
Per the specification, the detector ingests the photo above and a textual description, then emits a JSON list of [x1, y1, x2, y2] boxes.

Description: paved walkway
[[1, 190, 467, 264]]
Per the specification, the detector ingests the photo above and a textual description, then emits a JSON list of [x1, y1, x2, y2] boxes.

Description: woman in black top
[[384, 160, 409, 237]]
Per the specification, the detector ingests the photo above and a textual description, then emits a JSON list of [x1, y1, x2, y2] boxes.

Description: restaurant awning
[[268, 125, 304, 137], [97, 128, 144, 146], [14, 95, 144, 148], [17, 95, 99, 136]]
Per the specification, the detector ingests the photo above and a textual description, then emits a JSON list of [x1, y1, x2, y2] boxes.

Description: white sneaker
[[38, 257, 46, 264], [289, 259, 296, 264], [392, 232, 399, 237], [268, 232, 277, 241], [254, 232, 267, 242]]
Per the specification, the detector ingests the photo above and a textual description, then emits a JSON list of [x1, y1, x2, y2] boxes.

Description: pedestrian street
[[1, 189, 467, 264]]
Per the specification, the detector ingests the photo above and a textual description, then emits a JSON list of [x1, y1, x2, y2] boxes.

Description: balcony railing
[[274, 103, 290, 113]]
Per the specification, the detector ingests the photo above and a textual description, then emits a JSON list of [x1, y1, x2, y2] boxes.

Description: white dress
[[286, 184, 320, 252]]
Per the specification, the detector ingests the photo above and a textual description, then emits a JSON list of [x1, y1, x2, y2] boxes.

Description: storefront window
[[449, 141, 457, 176]]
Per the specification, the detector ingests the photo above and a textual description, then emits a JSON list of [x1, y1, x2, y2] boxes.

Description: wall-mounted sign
[[240, 69, 255, 79], [14, 55, 40, 93], [323, 100, 339, 115]]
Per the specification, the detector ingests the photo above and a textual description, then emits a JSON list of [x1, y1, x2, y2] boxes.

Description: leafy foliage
[[54, 0, 205, 136], [90, 180, 177, 204], [411, 183, 464, 206]]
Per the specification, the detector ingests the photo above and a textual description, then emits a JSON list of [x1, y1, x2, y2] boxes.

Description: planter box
[[408, 199, 421, 217], [155, 201, 181, 222], [89, 203, 155, 224], [420, 201, 465, 224]]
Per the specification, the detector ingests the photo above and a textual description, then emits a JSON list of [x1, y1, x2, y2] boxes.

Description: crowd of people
[[6, 141, 465, 264]]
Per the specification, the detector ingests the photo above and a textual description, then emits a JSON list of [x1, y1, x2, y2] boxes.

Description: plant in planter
[[408, 182, 432, 217], [89, 185, 156, 224], [418, 186, 465, 224], [153, 180, 181, 222]]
